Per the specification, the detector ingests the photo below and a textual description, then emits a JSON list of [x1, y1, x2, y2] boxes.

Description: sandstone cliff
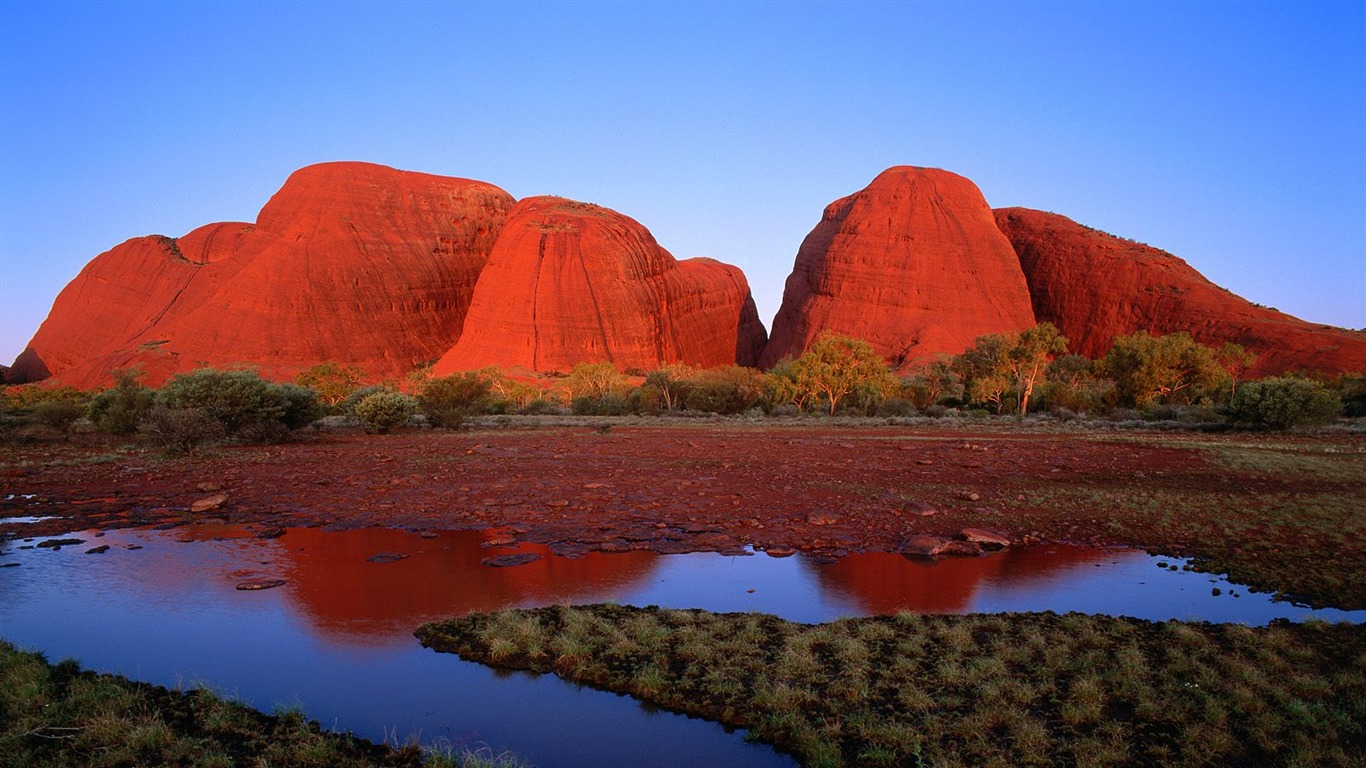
[[433, 197, 767, 375], [995, 207, 1366, 377], [8, 162, 514, 388], [761, 167, 1037, 369]]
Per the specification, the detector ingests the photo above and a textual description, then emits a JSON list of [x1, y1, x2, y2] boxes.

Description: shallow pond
[[1, 524, 1360, 767]]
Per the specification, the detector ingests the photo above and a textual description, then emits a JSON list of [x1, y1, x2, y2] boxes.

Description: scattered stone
[[36, 538, 84, 549], [480, 553, 542, 568], [903, 502, 939, 517], [901, 535, 952, 557], [236, 579, 286, 591], [367, 552, 408, 563], [481, 534, 518, 547], [255, 527, 285, 540], [85, 545, 111, 555], [191, 494, 229, 513], [806, 513, 841, 526], [197, 482, 222, 493], [957, 491, 981, 502], [961, 528, 1011, 548], [762, 546, 796, 557], [418, 531, 439, 539], [1, 562, 20, 568], [916, 459, 934, 465]]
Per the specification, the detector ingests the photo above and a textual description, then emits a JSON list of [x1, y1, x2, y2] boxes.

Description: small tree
[[33, 399, 85, 439], [566, 362, 629, 401], [1214, 343, 1257, 401], [294, 362, 366, 408], [1007, 323, 1068, 416], [786, 334, 899, 415], [955, 334, 1014, 414], [643, 364, 695, 412], [1101, 332, 1227, 409]]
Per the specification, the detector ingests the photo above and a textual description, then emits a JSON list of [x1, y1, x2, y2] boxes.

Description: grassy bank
[[418, 605, 1366, 767], [0, 641, 519, 768]]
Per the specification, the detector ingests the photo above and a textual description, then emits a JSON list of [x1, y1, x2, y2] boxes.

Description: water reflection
[[810, 546, 1113, 614], [1, 525, 1361, 768], [276, 528, 658, 646]]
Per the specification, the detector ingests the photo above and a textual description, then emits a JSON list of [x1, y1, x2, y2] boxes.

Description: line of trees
[[3, 327, 1362, 447]]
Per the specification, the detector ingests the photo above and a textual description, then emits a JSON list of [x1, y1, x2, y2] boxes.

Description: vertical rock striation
[[433, 196, 767, 375]]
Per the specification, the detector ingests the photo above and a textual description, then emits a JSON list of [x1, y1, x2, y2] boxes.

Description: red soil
[[0, 422, 1213, 558]]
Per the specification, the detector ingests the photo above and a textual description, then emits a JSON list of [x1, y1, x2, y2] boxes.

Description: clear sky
[[2, 0, 1363, 367]]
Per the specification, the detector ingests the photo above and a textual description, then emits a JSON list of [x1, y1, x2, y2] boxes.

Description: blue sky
[[2, 0, 1363, 366]]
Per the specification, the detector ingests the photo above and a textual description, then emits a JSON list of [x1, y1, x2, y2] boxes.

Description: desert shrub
[[1230, 377, 1342, 430], [683, 366, 767, 415], [353, 391, 417, 434], [875, 398, 918, 417], [519, 398, 563, 416], [571, 394, 631, 416], [924, 404, 948, 419], [157, 370, 282, 436], [419, 372, 493, 428], [33, 399, 85, 436], [138, 406, 225, 455], [341, 385, 391, 414], [88, 371, 155, 435], [272, 383, 322, 430]]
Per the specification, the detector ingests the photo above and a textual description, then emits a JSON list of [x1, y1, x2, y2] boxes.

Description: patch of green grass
[[418, 605, 1366, 768], [0, 640, 521, 767]]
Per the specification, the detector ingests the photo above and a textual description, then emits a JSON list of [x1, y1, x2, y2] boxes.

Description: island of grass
[[418, 605, 1366, 767]]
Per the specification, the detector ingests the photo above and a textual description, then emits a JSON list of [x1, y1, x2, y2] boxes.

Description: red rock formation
[[761, 167, 1037, 369], [9, 162, 514, 388], [433, 196, 767, 375], [995, 207, 1366, 377]]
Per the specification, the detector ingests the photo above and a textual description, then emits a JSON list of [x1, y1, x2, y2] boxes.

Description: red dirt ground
[[0, 420, 1229, 558]]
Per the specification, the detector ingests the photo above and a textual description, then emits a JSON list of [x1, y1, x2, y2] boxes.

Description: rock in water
[[433, 196, 767, 375], [761, 166, 1036, 370], [9, 162, 514, 387], [995, 207, 1366, 377]]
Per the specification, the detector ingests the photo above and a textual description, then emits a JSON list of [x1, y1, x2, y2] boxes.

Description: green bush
[[682, 366, 766, 415], [341, 385, 392, 414], [273, 382, 322, 430], [88, 371, 155, 435], [571, 394, 631, 416], [419, 372, 493, 428], [156, 370, 280, 435], [33, 399, 85, 436], [353, 391, 417, 433], [138, 406, 226, 454], [1230, 377, 1342, 430]]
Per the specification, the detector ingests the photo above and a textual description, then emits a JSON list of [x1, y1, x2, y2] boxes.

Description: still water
[[1, 524, 1360, 767]]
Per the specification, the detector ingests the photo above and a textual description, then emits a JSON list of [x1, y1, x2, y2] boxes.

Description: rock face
[[761, 167, 1037, 369], [433, 196, 767, 375], [995, 207, 1366, 377], [8, 162, 514, 388]]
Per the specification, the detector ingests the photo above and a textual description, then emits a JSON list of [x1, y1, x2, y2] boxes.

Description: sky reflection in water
[[1, 525, 1359, 767]]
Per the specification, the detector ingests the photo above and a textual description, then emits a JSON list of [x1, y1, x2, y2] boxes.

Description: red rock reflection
[[810, 546, 1113, 614], [275, 528, 659, 646]]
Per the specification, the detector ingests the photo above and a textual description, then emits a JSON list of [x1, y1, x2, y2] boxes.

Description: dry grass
[[419, 605, 1366, 768]]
